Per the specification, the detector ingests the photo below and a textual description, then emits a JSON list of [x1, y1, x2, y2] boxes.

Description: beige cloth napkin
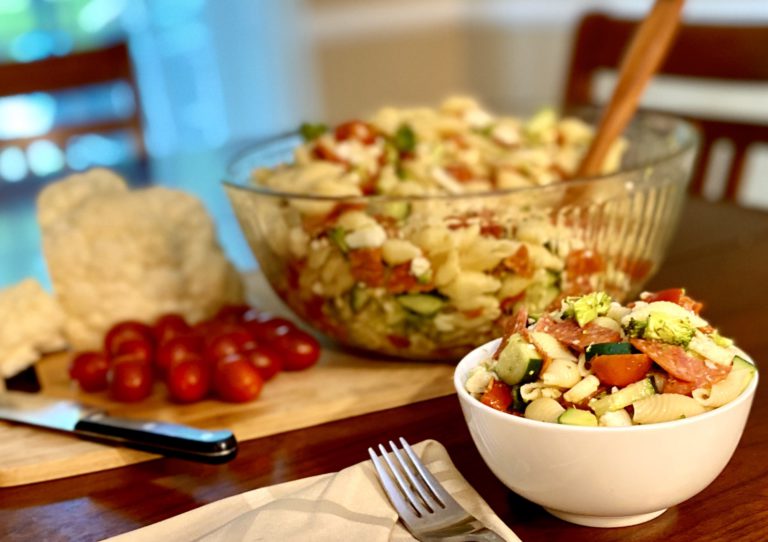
[[104, 439, 520, 542]]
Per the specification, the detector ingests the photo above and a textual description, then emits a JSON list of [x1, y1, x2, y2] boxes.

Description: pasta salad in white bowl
[[225, 97, 697, 360], [454, 288, 758, 527]]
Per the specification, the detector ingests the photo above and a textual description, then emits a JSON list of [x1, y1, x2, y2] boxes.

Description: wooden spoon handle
[[576, 0, 685, 178]]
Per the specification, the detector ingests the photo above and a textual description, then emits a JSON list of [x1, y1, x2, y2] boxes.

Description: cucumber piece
[[589, 378, 656, 417], [396, 294, 444, 316], [585, 342, 634, 361], [510, 384, 527, 412], [350, 286, 370, 312], [558, 408, 598, 427], [495, 334, 543, 386], [328, 227, 349, 253]]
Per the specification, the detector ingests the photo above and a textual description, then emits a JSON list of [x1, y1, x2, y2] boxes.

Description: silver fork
[[368, 438, 507, 542]]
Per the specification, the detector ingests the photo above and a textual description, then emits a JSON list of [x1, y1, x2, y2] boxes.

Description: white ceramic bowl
[[454, 338, 759, 528]]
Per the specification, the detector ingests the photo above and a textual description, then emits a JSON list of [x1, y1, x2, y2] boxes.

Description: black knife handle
[[74, 413, 238, 464]]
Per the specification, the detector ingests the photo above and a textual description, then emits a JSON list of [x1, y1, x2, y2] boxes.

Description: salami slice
[[581, 321, 622, 348], [534, 315, 620, 352], [494, 307, 529, 359], [630, 338, 730, 386]]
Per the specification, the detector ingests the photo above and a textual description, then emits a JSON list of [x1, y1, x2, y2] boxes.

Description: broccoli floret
[[643, 313, 695, 346], [623, 317, 648, 339], [562, 292, 612, 327]]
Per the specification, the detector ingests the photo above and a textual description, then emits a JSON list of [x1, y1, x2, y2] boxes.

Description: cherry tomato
[[213, 304, 252, 324], [243, 346, 283, 381], [167, 359, 210, 403], [271, 330, 321, 371], [156, 335, 204, 376], [109, 359, 153, 402], [69, 351, 109, 392], [204, 329, 257, 363], [246, 317, 296, 344], [153, 313, 191, 344], [113, 339, 154, 364], [591, 353, 653, 387], [214, 357, 264, 403], [104, 321, 153, 356]]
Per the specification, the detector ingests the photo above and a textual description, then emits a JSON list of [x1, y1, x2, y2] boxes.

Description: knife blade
[[0, 391, 238, 464]]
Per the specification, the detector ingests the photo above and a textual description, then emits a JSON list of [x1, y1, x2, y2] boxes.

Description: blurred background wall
[[1, 0, 767, 288]]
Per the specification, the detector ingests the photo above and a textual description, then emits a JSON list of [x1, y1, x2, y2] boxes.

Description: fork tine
[[388, 440, 443, 512], [399, 437, 461, 508], [368, 446, 422, 520], [376, 443, 432, 517]]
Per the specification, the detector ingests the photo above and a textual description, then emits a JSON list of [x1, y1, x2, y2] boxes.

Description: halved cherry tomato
[[113, 339, 154, 365], [272, 330, 321, 371], [167, 359, 210, 403], [242, 346, 283, 381], [156, 335, 203, 376], [69, 351, 110, 392], [109, 359, 153, 402], [152, 314, 191, 344], [591, 353, 652, 387], [104, 321, 154, 356], [214, 357, 264, 403], [480, 380, 512, 412]]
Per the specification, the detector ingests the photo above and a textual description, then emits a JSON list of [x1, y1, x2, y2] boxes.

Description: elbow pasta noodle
[[563, 375, 600, 404], [525, 397, 566, 423], [693, 365, 755, 408], [632, 394, 708, 424], [541, 359, 581, 389]]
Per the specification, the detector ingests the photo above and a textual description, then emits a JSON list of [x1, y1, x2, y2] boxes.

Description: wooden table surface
[[2, 197, 767, 542]]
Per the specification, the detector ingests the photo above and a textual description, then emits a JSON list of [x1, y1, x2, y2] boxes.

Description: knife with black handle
[[0, 391, 237, 463]]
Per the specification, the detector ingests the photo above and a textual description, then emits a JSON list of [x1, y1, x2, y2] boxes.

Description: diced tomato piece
[[565, 248, 604, 277], [385, 263, 432, 294], [480, 380, 513, 412], [387, 334, 411, 349], [641, 288, 704, 315], [334, 120, 378, 144], [462, 307, 485, 319], [348, 247, 386, 287], [503, 245, 534, 277], [630, 339, 730, 386], [620, 257, 654, 280], [591, 353, 652, 387], [641, 288, 685, 304], [445, 163, 473, 182]]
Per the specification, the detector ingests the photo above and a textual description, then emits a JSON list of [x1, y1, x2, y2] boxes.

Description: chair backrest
[[563, 13, 768, 200], [0, 42, 145, 180]]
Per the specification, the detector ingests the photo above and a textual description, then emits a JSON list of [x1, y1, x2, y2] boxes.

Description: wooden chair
[[563, 13, 768, 201], [0, 42, 146, 176]]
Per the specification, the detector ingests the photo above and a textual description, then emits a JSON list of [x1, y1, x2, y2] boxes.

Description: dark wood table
[[2, 198, 767, 542]]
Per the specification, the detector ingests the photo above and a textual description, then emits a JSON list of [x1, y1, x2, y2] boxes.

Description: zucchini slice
[[585, 342, 634, 361]]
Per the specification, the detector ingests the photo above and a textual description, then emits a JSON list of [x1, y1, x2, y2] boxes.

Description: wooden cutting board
[[0, 274, 458, 487]]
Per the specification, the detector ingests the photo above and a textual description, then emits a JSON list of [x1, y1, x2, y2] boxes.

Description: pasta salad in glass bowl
[[453, 289, 758, 527], [224, 97, 698, 360]]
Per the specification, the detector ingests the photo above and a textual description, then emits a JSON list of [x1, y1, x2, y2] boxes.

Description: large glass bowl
[[223, 112, 698, 360]]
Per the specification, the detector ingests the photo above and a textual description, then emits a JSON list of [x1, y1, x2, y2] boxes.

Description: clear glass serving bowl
[[223, 112, 698, 360]]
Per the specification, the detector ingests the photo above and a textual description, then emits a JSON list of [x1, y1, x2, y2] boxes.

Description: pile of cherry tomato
[[68, 305, 322, 403]]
